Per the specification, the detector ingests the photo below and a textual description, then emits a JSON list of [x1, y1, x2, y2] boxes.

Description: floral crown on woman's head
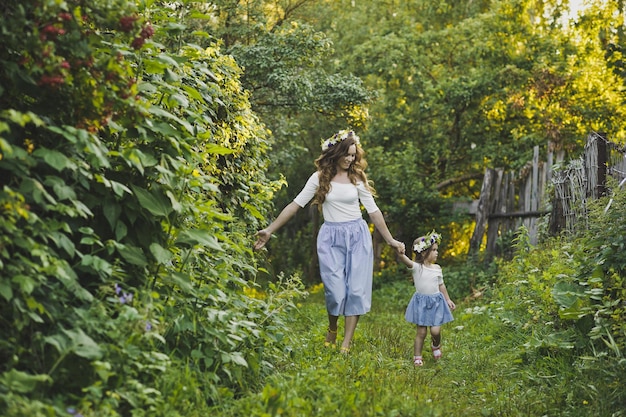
[[321, 129, 360, 151], [413, 230, 442, 254]]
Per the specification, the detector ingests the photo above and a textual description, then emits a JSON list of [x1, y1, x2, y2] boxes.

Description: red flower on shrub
[[131, 23, 155, 50], [131, 37, 145, 50], [58, 12, 72, 21], [119, 15, 138, 32], [40, 24, 66, 41], [140, 23, 154, 39], [38, 75, 65, 87]]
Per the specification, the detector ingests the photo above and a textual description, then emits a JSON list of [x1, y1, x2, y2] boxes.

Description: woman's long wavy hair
[[312, 132, 375, 207]]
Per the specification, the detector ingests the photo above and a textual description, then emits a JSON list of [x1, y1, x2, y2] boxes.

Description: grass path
[[214, 282, 598, 416]]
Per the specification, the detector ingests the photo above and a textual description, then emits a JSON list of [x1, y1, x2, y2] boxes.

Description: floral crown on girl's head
[[413, 230, 442, 254], [321, 129, 360, 151]]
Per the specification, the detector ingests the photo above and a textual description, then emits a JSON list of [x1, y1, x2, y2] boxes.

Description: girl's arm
[[439, 283, 456, 310], [397, 253, 414, 268]]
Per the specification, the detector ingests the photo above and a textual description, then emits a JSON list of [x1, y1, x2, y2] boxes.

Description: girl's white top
[[409, 262, 444, 294], [293, 172, 379, 222]]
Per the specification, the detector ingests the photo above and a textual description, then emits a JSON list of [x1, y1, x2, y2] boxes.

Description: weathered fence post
[[585, 131, 609, 199], [486, 169, 504, 254], [529, 146, 540, 244], [596, 132, 608, 198], [469, 168, 495, 255]]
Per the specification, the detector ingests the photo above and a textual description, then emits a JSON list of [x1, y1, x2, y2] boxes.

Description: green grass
[[207, 281, 616, 417]]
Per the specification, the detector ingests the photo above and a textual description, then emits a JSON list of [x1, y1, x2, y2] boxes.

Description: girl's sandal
[[324, 328, 337, 348], [432, 345, 442, 361], [340, 346, 350, 355], [413, 356, 424, 366]]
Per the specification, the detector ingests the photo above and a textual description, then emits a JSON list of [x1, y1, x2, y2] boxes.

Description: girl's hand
[[391, 239, 405, 255], [447, 299, 456, 311], [254, 229, 271, 250]]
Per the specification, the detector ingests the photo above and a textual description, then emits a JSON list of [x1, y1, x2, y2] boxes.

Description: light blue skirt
[[405, 292, 454, 327], [317, 218, 373, 316]]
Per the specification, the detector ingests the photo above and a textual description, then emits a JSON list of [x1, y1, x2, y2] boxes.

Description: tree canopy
[[241, 0, 626, 279]]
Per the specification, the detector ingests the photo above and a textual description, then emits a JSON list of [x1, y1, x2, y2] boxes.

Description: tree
[[303, 0, 626, 254]]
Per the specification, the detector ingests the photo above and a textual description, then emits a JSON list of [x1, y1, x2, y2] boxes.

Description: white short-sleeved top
[[293, 172, 380, 222], [408, 263, 444, 294]]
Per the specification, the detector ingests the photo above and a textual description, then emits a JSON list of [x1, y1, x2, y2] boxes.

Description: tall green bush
[[491, 184, 626, 411], [0, 1, 303, 415]]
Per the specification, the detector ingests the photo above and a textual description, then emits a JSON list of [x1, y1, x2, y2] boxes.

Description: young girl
[[398, 231, 455, 366]]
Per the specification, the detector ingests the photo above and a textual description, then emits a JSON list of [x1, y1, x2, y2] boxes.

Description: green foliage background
[[1, 0, 626, 416]]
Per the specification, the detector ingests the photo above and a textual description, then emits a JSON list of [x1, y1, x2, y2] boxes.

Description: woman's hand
[[390, 239, 405, 255], [253, 202, 301, 251], [253, 229, 271, 250]]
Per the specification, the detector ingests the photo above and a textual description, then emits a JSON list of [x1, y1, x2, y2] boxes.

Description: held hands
[[253, 229, 271, 250], [391, 239, 405, 255]]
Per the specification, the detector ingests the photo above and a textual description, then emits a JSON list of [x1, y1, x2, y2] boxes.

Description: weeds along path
[[215, 281, 592, 416]]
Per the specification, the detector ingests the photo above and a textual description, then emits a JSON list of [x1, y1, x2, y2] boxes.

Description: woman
[[254, 129, 405, 353]]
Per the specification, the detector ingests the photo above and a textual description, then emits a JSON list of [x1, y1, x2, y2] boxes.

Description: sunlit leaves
[[44, 328, 103, 360], [131, 185, 174, 217], [0, 370, 52, 394], [177, 229, 223, 251]]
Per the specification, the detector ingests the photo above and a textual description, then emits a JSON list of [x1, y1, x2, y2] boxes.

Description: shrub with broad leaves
[[0, 1, 301, 415]]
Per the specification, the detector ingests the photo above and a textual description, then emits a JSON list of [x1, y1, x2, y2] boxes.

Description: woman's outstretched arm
[[254, 201, 302, 250]]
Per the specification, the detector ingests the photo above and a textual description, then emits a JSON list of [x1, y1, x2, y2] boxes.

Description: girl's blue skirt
[[405, 292, 454, 327]]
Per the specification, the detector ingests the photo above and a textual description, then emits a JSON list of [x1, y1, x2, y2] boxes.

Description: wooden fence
[[469, 146, 549, 256], [550, 132, 626, 233], [469, 132, 626, 257]]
